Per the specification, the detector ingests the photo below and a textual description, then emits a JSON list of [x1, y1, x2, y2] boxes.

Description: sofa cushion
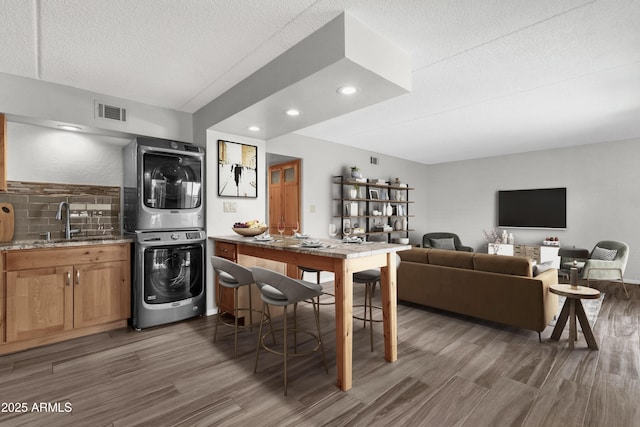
[[430, 237, 456, 250], [428, 249, 475, 269], [533, 261, 554, 276], [399, 247, 430, 264], [473, 253, 533, 277]]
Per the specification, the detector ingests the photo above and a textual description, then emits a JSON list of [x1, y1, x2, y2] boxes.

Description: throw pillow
[[591, 246, 617, 261], [430, 237, 456, 250], [533, 261, 554, 276]]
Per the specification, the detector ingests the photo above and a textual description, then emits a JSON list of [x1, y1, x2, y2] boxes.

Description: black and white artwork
[[218, 140, 257, 198]]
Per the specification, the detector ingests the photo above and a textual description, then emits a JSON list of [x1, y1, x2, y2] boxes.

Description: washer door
[[143, 244, 203, 304], [143, 152, 202, 210]]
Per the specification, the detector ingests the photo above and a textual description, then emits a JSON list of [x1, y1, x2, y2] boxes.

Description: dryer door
[[143, 152, 202, 210]]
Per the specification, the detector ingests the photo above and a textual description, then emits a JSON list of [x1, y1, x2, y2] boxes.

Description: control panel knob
[[171, 233, 179, 240]]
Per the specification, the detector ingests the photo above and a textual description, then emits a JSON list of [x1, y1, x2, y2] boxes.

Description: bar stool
[[298, 266, 335, 305], [353, 254, 401, 352], [211, 256, 266, 358], [252, 267, 328, 396]]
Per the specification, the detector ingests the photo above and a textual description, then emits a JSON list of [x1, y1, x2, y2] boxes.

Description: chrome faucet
[[55, 201, 79, 239]]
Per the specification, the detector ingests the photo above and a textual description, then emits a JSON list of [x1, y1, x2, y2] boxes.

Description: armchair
[[422, 232, 473, 252], [580, 240, 630, 298]]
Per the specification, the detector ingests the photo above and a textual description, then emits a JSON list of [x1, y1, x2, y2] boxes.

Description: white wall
[[7, 122, 129, 186], [0, 73, 192, 142], [266, 133, 429, 243], [426, 138, 640, 281], [205, 130, 266, 314]]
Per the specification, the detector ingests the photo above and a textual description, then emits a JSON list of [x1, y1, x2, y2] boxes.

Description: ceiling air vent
[[95, 101, 127, 123]]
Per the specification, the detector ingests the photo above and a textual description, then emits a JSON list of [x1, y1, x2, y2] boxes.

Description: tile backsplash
[[0, 181, 120, 241]]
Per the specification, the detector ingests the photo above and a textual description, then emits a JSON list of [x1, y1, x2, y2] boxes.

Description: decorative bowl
[[232, 226, 268, 237]]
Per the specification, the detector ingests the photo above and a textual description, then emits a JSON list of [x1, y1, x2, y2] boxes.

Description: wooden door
[[0, 113, 6, 192], [5, 266, 73, 342], [73, 261, 131, 329], [268, 160, 301, 235]]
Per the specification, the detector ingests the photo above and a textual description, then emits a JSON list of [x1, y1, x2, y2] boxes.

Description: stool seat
[[353, 269, 380, 282]]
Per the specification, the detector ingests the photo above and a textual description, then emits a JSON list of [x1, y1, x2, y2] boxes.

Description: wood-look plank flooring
[[1, 279, 639, 426]]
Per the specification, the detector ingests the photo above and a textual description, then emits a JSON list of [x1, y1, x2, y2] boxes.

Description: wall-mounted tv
[[498, 188, 566, 229]]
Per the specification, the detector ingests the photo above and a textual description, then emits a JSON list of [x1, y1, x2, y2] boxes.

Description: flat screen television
[[498, 188, 566, 229]]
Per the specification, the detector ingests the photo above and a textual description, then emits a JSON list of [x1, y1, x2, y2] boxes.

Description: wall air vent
[[370, 156, 379, 165], [95, 101, 127, 123]]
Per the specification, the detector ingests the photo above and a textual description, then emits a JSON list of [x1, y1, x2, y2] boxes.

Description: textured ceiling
[[1, 0, 639, 164]]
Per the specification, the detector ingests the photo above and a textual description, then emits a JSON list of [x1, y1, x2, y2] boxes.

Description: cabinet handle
[[76, 270, 80, 286], [66, 271, 71, 286]]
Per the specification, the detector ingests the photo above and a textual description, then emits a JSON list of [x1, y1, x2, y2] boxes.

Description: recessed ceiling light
[[57, 125, 82, 132], [285, 109, 301, 116], [248, 125, 260, 132], [337, 85, 358, 95]]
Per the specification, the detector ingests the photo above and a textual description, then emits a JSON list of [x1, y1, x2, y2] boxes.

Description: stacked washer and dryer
[[123, 137, 206, 330]]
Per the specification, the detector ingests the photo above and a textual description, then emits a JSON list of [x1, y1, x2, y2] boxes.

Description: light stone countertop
[[0, 235, 134, 251], [210, 234, 411, 259]]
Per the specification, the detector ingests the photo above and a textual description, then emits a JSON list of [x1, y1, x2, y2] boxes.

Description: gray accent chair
[[580, 240, 630, 298], [422, 232, 473, 252], [252, 267, 328, 396]]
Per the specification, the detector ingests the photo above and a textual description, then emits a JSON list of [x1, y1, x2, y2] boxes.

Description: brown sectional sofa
[[398, 247, 558, 334]]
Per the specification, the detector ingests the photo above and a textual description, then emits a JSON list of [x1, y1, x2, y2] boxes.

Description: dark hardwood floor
[[1, 279, 639, 427]]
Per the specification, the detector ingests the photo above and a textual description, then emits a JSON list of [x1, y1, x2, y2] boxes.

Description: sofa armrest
[[534, 268, 558, 287]]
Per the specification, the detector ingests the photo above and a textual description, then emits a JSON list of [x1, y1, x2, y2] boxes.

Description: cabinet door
[[73, 260, 131, 329], [5, 266, 73, 342]]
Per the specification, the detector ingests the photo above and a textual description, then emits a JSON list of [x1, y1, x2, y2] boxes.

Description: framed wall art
[[218, 140, 258, 198]]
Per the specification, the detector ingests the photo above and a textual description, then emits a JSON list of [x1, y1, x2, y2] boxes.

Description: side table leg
[[550, 299, 570, 341], [576, 301, 599, 350], [568, 299, 576, 350]]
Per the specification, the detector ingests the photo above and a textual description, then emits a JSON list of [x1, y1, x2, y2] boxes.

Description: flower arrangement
[[483, 228, 500, 243]]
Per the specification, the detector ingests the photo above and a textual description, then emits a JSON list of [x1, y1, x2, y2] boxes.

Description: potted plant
[[349, 184, 359, 199], [350, 166, 362, 179]]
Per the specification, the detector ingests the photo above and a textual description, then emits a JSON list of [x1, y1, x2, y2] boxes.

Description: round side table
[[549, 284, 600, 350]]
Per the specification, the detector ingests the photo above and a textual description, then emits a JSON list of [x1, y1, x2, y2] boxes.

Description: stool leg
[[363, 284, 369, 328], [254, 302, 266, 373], [234, 287, 239, 358], [213, 282, 222, 343], [293, 302, 298, 353], [266, 304, 276, 344], [368, 282, 374, 352], [313, 296, 328, 373], [249, 284, 254, 331], [283, 305, 288, 396]]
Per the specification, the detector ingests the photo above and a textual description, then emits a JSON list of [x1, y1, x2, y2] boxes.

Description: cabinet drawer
[[215, 241, 237, 260], [5, 244, 130, 271]]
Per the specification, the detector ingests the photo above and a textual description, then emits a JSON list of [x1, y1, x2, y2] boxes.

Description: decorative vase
[[386, 203, 393, 216], [394, 219, 401, 231], [402, 217, 408, 230], [508, 233, 514, 244], [349, 188, 357, 199]]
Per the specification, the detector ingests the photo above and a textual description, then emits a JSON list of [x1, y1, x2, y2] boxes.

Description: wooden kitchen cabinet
[[214, 240, 237, 315], [1, 243, 130, 354]]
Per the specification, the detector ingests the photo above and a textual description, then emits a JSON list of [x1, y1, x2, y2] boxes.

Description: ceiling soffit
[[197, 13, 411, 140]]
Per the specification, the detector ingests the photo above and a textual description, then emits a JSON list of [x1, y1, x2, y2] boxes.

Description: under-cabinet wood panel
[[5, 244, 128, 271]]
